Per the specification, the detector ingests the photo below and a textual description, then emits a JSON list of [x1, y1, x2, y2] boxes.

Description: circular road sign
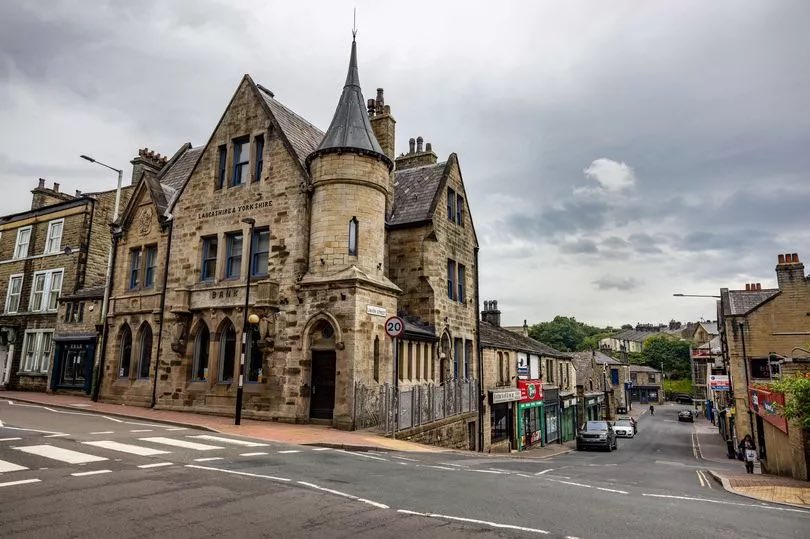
[[385, 316, 405, 338]]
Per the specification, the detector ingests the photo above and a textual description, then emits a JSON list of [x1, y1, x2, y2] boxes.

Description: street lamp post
[[81, 155, 123, 402], [235, 217, 256, 425]]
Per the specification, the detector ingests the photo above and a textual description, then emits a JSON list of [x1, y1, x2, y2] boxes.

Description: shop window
[[491, 403, 509, 443], [119, 326, 132, 378], [250, 228, 269, 277], [193, 324, 210, 381], [138, 324, 152, 379], [219, 322, 236, 382]]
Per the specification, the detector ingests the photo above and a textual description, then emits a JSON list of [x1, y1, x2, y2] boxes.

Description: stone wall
[[396, 411, 478, 450]]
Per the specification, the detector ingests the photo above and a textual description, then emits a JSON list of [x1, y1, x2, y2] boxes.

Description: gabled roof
[[628, 364, 660, 373], [723, 288, 780, 316], [697, 321, 719, 336], [570, 352, 599, 381], [480, 321, 570, 359], [389, 161, 447, 226], [608, 328, 663, 344], [306, 37, 391, 171], [259, 91, 323, 169]]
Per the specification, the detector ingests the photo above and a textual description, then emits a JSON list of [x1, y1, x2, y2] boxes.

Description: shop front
[[543, 386, 559, 444], [51, 334, 96, 393], [560, 394, 577, 442], [584, 394, 603, 422], [488, 387, 521, 452], [630, 386, 660, 404], [517, 379, 544, 450]]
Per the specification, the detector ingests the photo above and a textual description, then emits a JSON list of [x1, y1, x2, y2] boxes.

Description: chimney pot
[[367, 98, 375, 116], [745, 283, 751, 291], [53, 182, 60, 193], [37, 178, 45, 189], [426, 142, 432, 153], [791, 253, 799, 263], [416, 136, 423, 153], [756, 283, 762, 291], [75, 189, 82, 197], [778, 254, 786, 264], [383, 104, 390, 114], [408, 138, 415, 154]]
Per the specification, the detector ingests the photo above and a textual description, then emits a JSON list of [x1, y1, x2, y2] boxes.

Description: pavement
[[692, 414, 810, 509], [0, 390, 442, 453], [3, 397, 809, 538]]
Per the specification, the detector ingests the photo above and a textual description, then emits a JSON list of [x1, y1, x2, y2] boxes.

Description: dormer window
[[231, 138, 249, 186], [348, 217, 358, 256]]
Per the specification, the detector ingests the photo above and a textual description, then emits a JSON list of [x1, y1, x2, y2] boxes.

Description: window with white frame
[[13, 226, 31, 259], [21, 330, 53, 373], [5, 274, 23, 313], [45, 219, 64, 254], [29, 269, 63, 312]]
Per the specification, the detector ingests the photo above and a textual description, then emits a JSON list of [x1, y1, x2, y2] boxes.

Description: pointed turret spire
[[307, 36, 393, 171]]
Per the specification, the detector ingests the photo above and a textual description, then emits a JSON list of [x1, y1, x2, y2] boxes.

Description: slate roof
[[306, 38, 391, 170], [260, 91, 324, 169], [480, 321, 570, 359], [609, 328, 664, 343], [699, 322, 719, 335], [723, 289, 780, 316], [389, 161, 446, 226], [402, 317, 437, 341], [628, 365, 660, 373], [570, 353, 597, 382], [160, 146, 203, 191]]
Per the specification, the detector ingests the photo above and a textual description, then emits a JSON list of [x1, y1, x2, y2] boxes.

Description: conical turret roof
[[306, 37, 393, 171]]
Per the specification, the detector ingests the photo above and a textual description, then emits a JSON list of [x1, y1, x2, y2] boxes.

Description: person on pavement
[[649, 404, 654, 415], [739, 434, 757, 474]]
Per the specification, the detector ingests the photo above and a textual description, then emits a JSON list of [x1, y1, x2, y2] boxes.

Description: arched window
[[498, 352, 504, 383], [119, 325, 132, 378], [138, 324, 152, 379], [348, 217, 358, 256], [193, 324, 210, 381], [219, 321, 236, 382], [373, 336, 380, 382], [589, 380, 594, 391]]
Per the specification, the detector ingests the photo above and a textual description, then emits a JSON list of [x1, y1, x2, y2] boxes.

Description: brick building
[[719, 253, 810, 480], [96, 37, 480, 443], [0, 179, 129, 391]]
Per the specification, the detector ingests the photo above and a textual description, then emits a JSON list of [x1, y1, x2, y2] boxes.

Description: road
[[1, 399, 807, 538]]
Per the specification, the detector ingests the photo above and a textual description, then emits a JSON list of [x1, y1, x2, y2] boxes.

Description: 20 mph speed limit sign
[[385, 316, 404, 338]]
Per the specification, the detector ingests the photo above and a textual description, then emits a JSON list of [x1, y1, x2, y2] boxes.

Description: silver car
[[612, 419, 635, 438]]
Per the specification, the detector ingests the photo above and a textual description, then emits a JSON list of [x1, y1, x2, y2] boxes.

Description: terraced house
[[97, 37, 481, 445]]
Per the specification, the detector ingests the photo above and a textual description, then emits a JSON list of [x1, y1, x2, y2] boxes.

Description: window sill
[[17, 372, 48, 377]]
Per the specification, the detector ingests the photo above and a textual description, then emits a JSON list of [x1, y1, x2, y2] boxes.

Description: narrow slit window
[[217, 145, 227, 189], [348, 217, 358, 256], [254, 135, 264, 182]]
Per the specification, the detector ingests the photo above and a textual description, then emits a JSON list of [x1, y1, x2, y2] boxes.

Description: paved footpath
[[693, 413, 810, 508]]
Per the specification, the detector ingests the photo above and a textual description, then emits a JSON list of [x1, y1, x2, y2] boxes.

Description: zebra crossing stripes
[[0, 459, 28, 473], [188, 435, 268, 447], [139, 437, 222, 451], [15, 445, 108, 464], [82, 440, 171, 456]]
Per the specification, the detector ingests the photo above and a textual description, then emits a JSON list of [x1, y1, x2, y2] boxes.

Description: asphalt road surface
[[1, 399, 807, 538]]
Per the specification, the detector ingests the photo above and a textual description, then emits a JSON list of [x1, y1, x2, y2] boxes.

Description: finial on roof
[[352, 8, 357, 39]]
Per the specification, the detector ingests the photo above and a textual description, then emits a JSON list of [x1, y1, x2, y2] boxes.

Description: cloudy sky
[[1, 1, 808, 327]]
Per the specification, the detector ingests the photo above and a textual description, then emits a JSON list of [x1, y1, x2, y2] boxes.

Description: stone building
[[97, 37, 480, 442], [719, 253, 810, 480], [0, 179, 127, 391], [571, 351, 607, 426], [479, 301, 570, 452]]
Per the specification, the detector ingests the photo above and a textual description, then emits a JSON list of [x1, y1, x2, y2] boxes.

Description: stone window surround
[[64, 301, 85, 323], [127, 244, 158, 291], [199, 222, 269, 283], [29, 268, 63, 313], [231, 137, 251, 187], [44, 218, 64, 255], [13, 225, 32, 259], [4, 273, 23, 314], [191, 322, 211, 382], [115, 321, 156, 382], [446, 258, 467, 305], [20, 329, 54, 374], [214, 130, 268, 191], [137, 323, 153, 379]]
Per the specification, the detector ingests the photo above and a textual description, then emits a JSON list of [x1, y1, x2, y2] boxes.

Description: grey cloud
[[593, 275, 643, 291], [601, 236, 630, 249], [559, 239, 598, 254]]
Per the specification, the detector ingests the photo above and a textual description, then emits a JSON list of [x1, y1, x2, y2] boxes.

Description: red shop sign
[[518, 380, 543, 402]]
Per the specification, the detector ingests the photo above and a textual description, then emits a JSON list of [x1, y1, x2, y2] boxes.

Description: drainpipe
[[151, 220, 173, 408], [474, 246, 483, 452]]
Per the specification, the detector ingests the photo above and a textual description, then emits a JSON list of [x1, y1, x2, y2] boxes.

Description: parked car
[[612, 419, 635, 438], [678, 410, 694, 422], [617, 415, 638, 433], [673, 394, 694, 404], [576, 420, 618, 451]]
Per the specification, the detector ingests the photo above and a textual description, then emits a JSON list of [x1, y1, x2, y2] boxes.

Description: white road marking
[[488, 468, 513, 473], [0, 478, 41, 488], [641, 493, 810, 513], [420, 465, 455, 471], [129, 429, 153, 433], [397, 509, 550, 535], [82, 440, 170, 457], [185, 464, 290, 482], [516, 473, 534, 478], [555, 480, 592, 488], [3, 426, 66, 436], [164, 427, 187, 431], [0, 437, 23, 442], [469, 469, 503, 474], [68, 403, 93, 407], [188, 435, 268, 447], [393, 455, 420, 462], [89, 431, 115, 435], [139, 437, 222, 451], [43, 433, 71, 438], [438, 462, 468, 468], [596, 487, 628, 494], [297, 481, 390, 509], [311, 447, 331, 451], [240, 452, 268, 457], [278, 450, 301, 454], [696, 469, 706, 487], [535, 469, 554, 475], [0, 459, 28, 473], [138, 462, 174, 469], [15, 445, 108, 464], [193, 457, 223, 462], [335, 450, 388, 461], [71, 469, 112, 477]]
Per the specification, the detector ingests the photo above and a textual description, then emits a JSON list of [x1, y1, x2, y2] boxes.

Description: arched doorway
[[309, 319, 337, 420]]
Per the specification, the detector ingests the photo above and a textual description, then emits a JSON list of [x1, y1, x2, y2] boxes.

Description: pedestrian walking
[[738, 434, 757, 474], [649, 404, 655, 415]]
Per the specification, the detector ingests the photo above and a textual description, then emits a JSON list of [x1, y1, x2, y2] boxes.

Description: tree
[[640, 334, 691, 379], [770, 373, 810, 429], [528, 316, 609, 352]]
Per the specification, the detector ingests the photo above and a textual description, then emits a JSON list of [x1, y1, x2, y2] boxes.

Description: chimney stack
[[368, 87, 395, 162], [75, 190, 82, 197], [776, 252, 806, 291], [408, 138, 415, 154], [130, 147, 168, 185], [481, 299, 502, 327], [395, 135, 439, 171], [416, 136, 423, 153], [38, 178, 45, 189], [53, 182, 60, 193]]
